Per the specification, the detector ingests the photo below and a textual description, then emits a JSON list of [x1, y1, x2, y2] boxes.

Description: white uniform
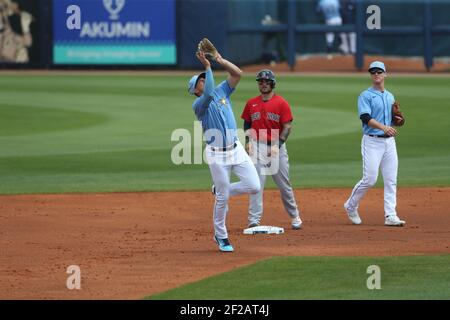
[[205, 141, 260, 239], [346, 134, 398, 216]]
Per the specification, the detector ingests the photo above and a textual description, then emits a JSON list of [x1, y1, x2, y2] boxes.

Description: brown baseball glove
[[197, 38, 218, 61], [392, 101, 405, 127]]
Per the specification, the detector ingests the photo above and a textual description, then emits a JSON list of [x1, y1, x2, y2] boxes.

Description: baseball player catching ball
[[241, 69, 302, 230], [344, 61, 406, 227], [188, 40, 260, 253]]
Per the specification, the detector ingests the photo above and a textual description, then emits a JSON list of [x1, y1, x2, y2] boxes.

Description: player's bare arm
[[367, 118, 397, 136], [279, 121, 293, 144], [243, 120, 253, 155], [216, 53, 242, 88], [269, 121, 292, 156]]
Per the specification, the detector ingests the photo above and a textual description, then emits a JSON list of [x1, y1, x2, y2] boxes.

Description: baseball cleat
[[344, 203, 362, 225], [248, 222, 259, 228], [291, 216, 302, 230], [214, 236, 234, 252], [384, 215, 406, 227]]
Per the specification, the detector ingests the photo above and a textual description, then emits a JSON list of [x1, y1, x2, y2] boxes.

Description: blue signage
[[53, 0, 176, 64]]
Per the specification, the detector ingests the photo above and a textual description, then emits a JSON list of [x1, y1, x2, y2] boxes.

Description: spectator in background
[[260, 14, 285, 66], [316, 0, 346, 59], [340, 0, 356, 55]]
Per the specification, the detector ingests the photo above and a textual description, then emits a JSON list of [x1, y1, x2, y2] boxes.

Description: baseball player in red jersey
[[241, 69, 302, 230]]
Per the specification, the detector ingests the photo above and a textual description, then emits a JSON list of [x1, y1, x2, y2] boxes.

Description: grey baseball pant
[[248, 141, 300, 226]]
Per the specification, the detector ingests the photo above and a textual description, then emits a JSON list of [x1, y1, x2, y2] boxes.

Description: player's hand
[[268, 144, 279, 157], [245, 142, 253, 156], [196, 51, 211, 69], [383, 125, 397, 137]]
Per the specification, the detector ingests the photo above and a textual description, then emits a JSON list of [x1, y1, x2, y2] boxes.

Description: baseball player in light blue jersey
[[344, 61, 406, 227], [188, 50, 260, 252], [316, 0, 345, 59]]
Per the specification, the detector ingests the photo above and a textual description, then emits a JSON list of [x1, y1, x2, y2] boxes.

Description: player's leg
[[325, 31, 334, 58], [339, 33, 350, 55], [272, 145, 300, 220], [331, 17, 348, 55], [208, 162, 232, 240], [229, 142, 260, 196], [325, 17, 342, 58], [248, 161, 267, 227], [248, 141, 269, 227], [380, 138, 399, 217], [345, 135, 384, 211], [324, 19, 335, 58], [349, 32, 356, 54]]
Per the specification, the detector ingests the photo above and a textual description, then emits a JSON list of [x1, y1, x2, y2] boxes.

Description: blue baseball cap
[[368, 61, 386, 72], [187, 72, 206, 95]]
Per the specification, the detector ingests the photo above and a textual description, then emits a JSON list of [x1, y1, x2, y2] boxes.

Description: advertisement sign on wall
[[53, 0, 176, 64]]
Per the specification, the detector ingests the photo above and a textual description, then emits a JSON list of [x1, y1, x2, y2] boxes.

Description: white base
[[243, 225, 284, 235]]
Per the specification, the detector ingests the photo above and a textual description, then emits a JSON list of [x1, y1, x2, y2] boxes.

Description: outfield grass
[[147, 255, 450, 300], [0, 74, 449, 194]]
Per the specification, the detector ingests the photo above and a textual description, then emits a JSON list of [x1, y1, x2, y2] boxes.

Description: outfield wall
[[0, 0, 449, 69]]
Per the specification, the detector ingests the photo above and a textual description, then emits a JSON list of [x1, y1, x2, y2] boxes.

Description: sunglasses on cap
[[369, 69, 384, 75]]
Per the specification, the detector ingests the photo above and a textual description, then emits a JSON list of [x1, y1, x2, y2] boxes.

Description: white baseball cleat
[[385, 215, 406, 227], [344, 203, 362, 225], [291, 216, 302, 230]]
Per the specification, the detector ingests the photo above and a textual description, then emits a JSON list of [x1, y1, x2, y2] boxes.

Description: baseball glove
[[392, 101, 405, 127], [197, 38, 218, 61]]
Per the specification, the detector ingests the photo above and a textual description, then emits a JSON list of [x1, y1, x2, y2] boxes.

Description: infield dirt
[[1, 187, 449, 299]]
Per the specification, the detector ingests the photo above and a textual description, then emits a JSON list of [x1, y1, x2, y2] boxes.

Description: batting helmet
[[256, 69, 276, 88]]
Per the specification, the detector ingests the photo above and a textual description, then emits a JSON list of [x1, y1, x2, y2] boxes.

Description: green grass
[[147, 255, 450, 300], [1, 74, 449, 194]]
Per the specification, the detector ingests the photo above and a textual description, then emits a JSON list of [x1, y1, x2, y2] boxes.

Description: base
[[243, 225, 285, 235]]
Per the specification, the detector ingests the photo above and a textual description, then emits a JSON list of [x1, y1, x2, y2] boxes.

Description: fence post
[[355, 0, 364, 70], [287, 0, 296, 71], [423, 0, 433, 71]]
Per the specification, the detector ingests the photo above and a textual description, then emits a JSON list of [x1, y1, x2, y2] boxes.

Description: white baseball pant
[[346, 135, 398, 216], [206, 141, 260, 239]]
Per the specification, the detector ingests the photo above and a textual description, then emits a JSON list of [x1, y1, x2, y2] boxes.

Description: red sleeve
[[241, 101, 251, 122], [280, 98, 293, 123]]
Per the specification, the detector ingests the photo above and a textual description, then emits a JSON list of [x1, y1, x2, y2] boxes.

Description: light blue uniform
[[358, 87, 396, 136], [192, 68, 237, 148], [346, 86, 400, 220], [190, 67, 260, 245], [317, 0, 341, 20]]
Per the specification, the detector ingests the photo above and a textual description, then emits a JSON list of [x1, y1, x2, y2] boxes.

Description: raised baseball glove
[[392, 101, 405, 127], [197, 38, 218, 61]]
